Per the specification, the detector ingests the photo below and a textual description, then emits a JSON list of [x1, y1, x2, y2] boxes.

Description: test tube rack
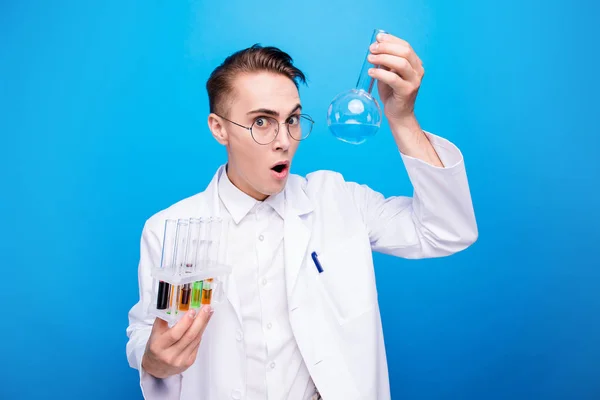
[[149, 217, 232, 324]]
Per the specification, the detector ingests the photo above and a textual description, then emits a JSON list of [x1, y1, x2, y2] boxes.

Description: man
[[126, 32, 477, 400]]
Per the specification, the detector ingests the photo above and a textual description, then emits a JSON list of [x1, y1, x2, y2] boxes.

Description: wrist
[[389, 114, 424, 150], [389, 114, 421, 135], [141, 352, 162, 379]]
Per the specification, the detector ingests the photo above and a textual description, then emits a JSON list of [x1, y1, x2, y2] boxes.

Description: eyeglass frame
[[214, 112, 315, 145]]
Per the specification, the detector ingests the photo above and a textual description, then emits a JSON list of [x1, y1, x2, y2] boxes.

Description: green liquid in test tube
[[191, 281, 203, 308]]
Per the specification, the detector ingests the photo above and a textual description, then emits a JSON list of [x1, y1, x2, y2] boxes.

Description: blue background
[[1, 0, 599, 398]]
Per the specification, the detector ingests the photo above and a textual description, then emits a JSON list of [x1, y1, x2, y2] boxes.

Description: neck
[[225, 164, 268, 201]]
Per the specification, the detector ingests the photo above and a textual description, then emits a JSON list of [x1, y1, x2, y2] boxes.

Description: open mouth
[[270, 161, 289, 179], [272, 164, 287, 173]]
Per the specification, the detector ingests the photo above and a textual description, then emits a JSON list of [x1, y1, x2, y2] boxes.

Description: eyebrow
[[247, 103, 302, 117]]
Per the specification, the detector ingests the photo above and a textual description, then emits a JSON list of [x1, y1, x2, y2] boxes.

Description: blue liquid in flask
[[327, 28, 386, 144], [329, 124, 379, 145]]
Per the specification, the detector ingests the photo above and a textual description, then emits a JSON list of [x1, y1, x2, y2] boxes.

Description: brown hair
[[206, 44, 307, 116]]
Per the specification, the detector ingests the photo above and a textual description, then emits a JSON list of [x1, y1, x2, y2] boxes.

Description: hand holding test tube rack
[[149, 217, 232, 324]]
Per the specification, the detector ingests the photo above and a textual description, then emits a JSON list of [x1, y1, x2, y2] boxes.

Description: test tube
[[173, 219, 190, 275], [201, 278, 214, 305], [207, 218, 221, 269], [167, 284, 177, 315], [157, 219, 177, 310], [156, 279, 170, 310], [212, 276, 225, 304], [189, 218, 205, 310], [178, 283, 191, 311], [178, 218, 200, 312], [201, 218, 213, 271], [194, 218, 204, 270], [185, 218, 201, 273], [172, 219, 191, 313], [191, 280, 203, 309]]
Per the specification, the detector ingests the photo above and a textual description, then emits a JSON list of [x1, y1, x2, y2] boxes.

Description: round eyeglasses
[[216, 114, 315, 145]]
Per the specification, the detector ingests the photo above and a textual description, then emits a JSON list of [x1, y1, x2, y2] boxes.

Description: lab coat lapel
[[283, 176, 314, 302], [283, 213, 311, 298], [204, 165, 243, 325]]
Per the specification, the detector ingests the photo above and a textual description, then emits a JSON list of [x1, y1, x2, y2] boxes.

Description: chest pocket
[[312, 232, 377, 325]]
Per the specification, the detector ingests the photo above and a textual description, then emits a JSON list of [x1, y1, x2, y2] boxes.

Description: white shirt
[[218, 170, 317, 400]]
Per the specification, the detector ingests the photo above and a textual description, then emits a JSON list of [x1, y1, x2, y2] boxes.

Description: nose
[[272, 125, 291, 151]]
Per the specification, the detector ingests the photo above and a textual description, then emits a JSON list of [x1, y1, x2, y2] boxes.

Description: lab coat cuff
[[135, 342, 182, 400], [399, 131, 465, 172], [140, 368, 182, 400]]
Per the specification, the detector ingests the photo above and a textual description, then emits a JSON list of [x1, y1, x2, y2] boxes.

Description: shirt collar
[[218, 166, 286, 224], [264, 186, 285, 220]]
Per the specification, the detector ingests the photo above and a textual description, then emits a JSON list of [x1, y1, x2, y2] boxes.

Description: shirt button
[[261, 278, 267, 286], [267, 323, 272, 330], [231, 389, 242, 399], [259, 234, 264, 241], [236, 330, 243, 341], [270, 362, 276, 369]]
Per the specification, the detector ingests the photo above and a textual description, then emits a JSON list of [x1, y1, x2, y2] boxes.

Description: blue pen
[[311, 251, 323, 273]]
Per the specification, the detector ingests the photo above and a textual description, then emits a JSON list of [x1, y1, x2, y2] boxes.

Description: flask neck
[[355, 69, 376, 94], [355, 29, 387, 94]]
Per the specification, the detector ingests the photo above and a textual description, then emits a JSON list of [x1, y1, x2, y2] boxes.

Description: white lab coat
[[126, 132, 478, 400]]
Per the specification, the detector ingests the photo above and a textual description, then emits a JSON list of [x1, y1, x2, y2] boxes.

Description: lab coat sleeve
[[125, 220, 182, 399], [347, 131, 478, 258]]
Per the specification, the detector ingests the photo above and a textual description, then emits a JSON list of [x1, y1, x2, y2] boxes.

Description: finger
[[181, 332, 202, 360], [370, 41, 421, 72], [368, 67, 414, 94], [376, 32, 409, 47], [171, 305, 214, 353], [368, 54, 418, 84], [180, 307, 212, 357], [158, 309, 197, 347], [185, 340, 202, 367], [182, 330, 203, 363], [182, 308, 214, 354], [171, 332, 203, 372]]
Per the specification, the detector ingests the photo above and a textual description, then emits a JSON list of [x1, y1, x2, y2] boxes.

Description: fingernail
[[377, 33, 385, 41], [368, 68, 375, 76], [370, 42, 379, 51], [368, 54, 375, 62], [188, 309, 197, 319], [203, 305, 212, 314]]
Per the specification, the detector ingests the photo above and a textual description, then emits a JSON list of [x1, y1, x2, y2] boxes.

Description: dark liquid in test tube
[[157, 281, 170, 310], [179, 283, 191, 311]]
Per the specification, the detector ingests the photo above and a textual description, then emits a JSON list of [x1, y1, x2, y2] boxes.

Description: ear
[[208, 113, 228, 145]]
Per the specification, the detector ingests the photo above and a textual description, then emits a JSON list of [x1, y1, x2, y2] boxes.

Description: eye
[[287, 115, 300, 125], [254, 117, 267, 127]]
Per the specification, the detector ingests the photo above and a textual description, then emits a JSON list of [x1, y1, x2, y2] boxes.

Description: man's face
[[212, 72, 302, 201]]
